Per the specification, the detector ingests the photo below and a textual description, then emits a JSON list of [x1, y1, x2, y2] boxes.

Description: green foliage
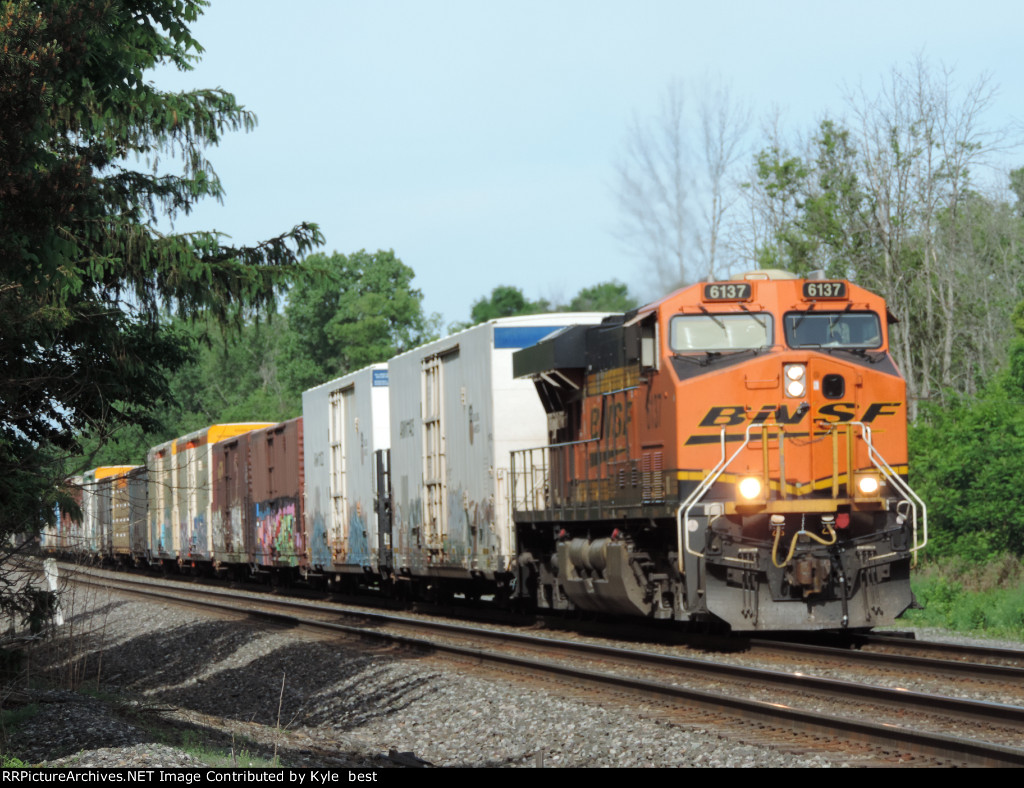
[[1, 703, 40, 765], [910, 398, 1024, 558], [0, 1, 321, 557], [749, 121, 874, 277], [282, 250, 440, 392], [903, 557, 1024, 640], [747, 70, 1024, 411], [910, 328, 1024, 558], [1011, 168, 1024, 217], [77, 316, 302, 469], [565, 280, 638, 312], [459, 280, 639, 328], [172, 318, 299, 424], [466, 285, 552, 326]]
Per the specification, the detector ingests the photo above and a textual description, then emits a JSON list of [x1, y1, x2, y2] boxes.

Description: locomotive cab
[[511, 271, 927, 631]]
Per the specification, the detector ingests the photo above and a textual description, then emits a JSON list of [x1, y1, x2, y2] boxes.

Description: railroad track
[[62, 564, 1024, 767]]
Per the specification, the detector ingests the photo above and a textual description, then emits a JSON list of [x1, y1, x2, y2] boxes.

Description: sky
[[152, 0, 1024, 326]]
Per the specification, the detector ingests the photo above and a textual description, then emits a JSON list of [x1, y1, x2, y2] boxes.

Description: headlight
[[784, 364, 806, 398], [739, 477, 762, 500], [857, 475, 880, 495]]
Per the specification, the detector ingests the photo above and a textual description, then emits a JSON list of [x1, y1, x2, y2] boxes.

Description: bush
[[903, 555, 1024, 640]]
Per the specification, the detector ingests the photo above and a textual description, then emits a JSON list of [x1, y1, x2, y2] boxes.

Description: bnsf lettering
[[589, 400, 634, 439], [699, 402, 902, 427], [861, 402, 901, 422], [699, 406, 746, 427], [817, 402, 858, 423], [774, 404, 807, 425]]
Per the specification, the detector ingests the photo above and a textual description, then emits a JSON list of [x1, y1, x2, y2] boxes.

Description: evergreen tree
[[0, 0, 321, 622]]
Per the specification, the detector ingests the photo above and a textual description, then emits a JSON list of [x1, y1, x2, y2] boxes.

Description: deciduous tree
[[281, 250, 439, 392], [463, 285, 552, 327], [742, 58, 1024, 416], [565, 280, 638, 312], [615, 78, 750, 288]]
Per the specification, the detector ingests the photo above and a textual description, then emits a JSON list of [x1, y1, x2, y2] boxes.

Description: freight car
[[509, 270, 927, 630], [301, 315, 609, 598], [52, 274, 927, 632], [302, 363, 390, 590], [147, 423, 275, 572], [42, 466, 139, 561]]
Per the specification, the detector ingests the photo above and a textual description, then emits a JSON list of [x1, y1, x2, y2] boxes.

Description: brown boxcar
[[249, 418, 305, 571], [211, 430, 253, 569]]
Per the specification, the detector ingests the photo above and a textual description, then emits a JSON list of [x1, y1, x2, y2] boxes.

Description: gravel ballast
[[2, 580, 1019, 768]]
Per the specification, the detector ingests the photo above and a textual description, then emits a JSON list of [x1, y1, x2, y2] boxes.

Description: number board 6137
[[802, 281, 847, 299], [703, 283, 752, 301]]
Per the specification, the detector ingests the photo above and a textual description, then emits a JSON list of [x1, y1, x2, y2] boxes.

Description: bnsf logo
[[698, 402, 901, 427]]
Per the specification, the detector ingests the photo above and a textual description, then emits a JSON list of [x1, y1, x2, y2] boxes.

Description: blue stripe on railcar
[[493, 326, 566, 349]]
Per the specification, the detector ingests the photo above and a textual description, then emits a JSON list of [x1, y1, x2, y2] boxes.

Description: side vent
[[642, 449, 665, 503]]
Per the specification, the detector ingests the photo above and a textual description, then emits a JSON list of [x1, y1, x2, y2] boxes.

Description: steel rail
[[747, 637, 1024, 681], [72, 571, 1024, 767]]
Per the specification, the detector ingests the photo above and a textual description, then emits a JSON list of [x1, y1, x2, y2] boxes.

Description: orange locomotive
[[511, 271, 927, 631]]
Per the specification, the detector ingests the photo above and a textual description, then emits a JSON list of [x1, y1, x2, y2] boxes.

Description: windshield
[[669, 313, 772, 352], [784, 312, 882, 349]]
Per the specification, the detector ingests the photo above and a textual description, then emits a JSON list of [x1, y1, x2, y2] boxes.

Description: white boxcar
[[147, 438, 175, 563], [302, 364, 390, 577], [388, 314, 608, 589], [147, 423, 273, 567]]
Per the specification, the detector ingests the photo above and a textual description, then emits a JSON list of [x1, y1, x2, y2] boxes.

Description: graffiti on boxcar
[[254, 499, 302, 567], [402, 497, 424, 566], [156, 508, 172, 557], [211, 505, 247, 561], [184, 514, 207, 559], [310, 508, 331, 569], [347, 502, 370, 565], [435, 489, 497, 565], [211, 509, 224, 554], [445, 488, 467, 561], [229, 504, 244, 556]]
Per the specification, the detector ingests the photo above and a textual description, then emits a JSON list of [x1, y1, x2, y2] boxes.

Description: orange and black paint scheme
[[511, 271, 927, 631]]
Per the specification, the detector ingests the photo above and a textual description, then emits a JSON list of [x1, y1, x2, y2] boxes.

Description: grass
[[1, 703, 39, 767], [172, 729, 281, 768], [901, 553, 1024, 641]]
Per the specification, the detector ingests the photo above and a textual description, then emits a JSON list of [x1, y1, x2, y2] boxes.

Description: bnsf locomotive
[[511, 270, 926, 630], [45, 271, 926, 632]]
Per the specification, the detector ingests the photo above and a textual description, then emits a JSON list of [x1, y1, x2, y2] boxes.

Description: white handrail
[[852, 422, 928, 554], [673, 420, 928, 576], [675, 423, 757, 572]]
